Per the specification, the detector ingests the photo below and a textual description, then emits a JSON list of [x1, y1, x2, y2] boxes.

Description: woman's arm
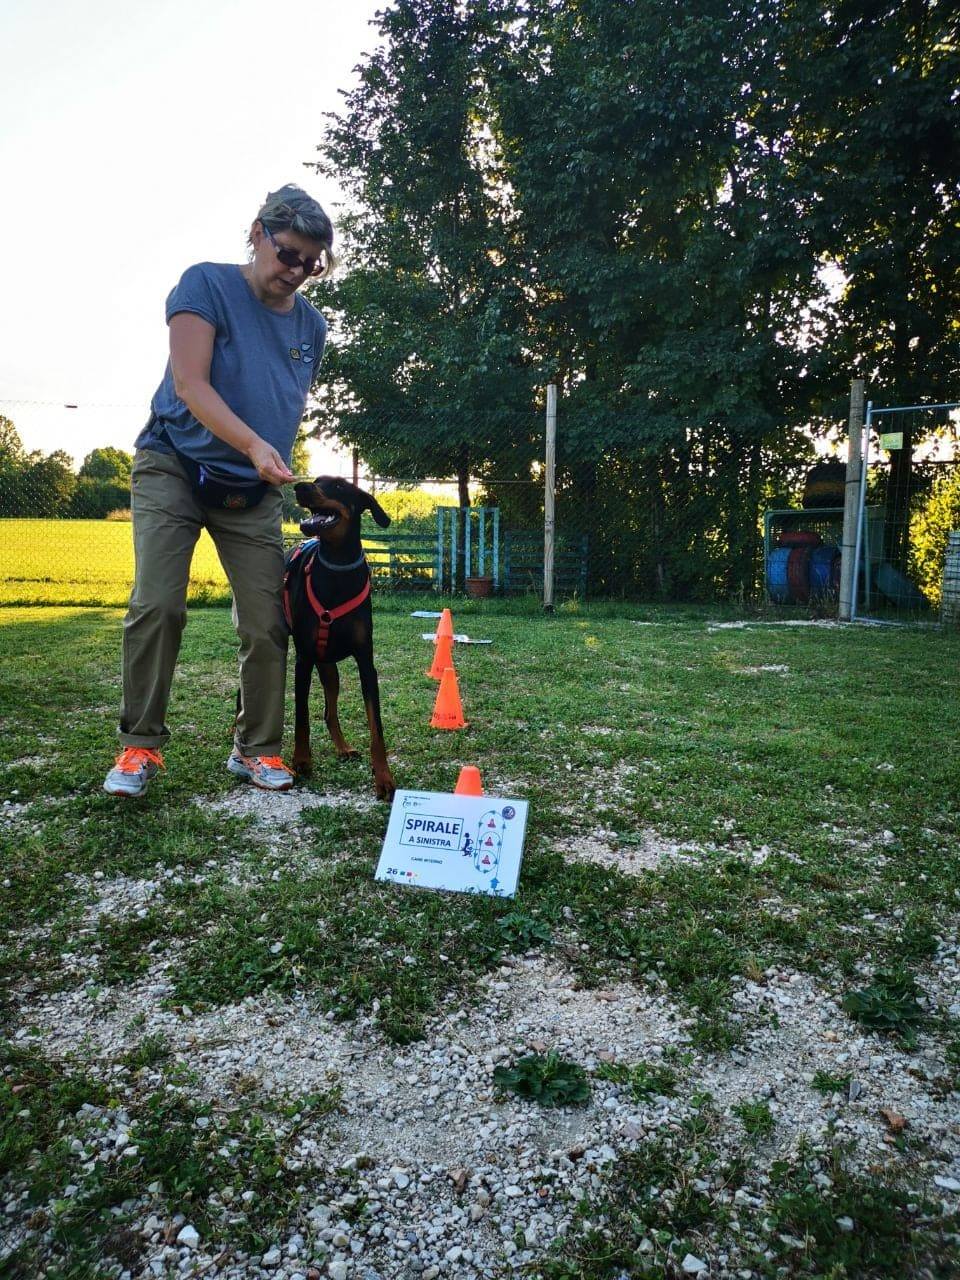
[[169, 312, 294, 484]]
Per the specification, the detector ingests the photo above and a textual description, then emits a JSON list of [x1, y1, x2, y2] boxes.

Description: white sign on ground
[[375, 790, 529, 897]]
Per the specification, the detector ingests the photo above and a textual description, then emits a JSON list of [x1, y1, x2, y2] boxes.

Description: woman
[[104, 184, 334, 797]]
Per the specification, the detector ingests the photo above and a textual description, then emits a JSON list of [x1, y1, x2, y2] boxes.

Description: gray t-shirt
[[137, 262, 327, 481]]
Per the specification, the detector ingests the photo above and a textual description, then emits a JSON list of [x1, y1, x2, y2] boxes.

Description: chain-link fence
[[2, 394, 958, 612], [849, 401, 960, 623]]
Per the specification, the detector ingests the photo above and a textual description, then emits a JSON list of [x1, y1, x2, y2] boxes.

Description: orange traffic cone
[[435, 608, 454, 641], [431, 667, 467, 730], [427, 631, 455, 680], [454, 764, 483, 795]]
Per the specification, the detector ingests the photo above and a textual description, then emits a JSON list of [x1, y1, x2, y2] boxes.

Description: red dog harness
[[283, 542, 371, 661]]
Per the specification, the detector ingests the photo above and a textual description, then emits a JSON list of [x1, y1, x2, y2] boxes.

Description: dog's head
[[295, 476, 391, 543]]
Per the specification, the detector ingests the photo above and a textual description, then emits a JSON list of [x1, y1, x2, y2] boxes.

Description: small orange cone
[[454, 764, 483, 795], [431, 667, 467, 730], [427, 631, 455, 679], [435, 608, 454, 641]]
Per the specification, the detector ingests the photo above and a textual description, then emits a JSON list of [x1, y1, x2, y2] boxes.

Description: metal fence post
[[544, 383, 557, 611], [839, 379, 864, 621], [850, 400, 873, 622]]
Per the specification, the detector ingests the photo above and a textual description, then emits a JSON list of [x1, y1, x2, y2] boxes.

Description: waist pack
[[155, 422, 270, 510], [183, 456, 270, 510]]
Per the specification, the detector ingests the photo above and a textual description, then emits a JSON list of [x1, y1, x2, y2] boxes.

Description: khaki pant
[[119, 448, 287, 756]]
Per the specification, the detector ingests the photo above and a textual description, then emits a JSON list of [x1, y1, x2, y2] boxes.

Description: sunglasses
[[261, 223, 326, 277]]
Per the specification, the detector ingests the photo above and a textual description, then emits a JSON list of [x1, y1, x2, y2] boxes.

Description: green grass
[[1, 1042, 340, 1275], [0, 519, 236, 606], [0, 517, 438, 606], [2, 604, 959, 1041], [539, 1122, 959, 1279], [2, 601, 960, 1272]]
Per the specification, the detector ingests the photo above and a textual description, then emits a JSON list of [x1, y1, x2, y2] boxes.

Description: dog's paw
[[374, 771, 396, 803], [337, 746, 361, 761], [292, 756, 313, 777]]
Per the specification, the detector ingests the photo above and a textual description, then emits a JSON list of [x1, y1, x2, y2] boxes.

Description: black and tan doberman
[[284, 477, 395, 801]]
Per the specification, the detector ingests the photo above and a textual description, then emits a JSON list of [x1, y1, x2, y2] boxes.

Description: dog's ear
[[361, 491, 391, 528]]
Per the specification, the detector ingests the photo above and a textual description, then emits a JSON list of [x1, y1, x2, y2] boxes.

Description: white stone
[[681, 1255, 707, 1274], [176, 1225, 199, 1249]]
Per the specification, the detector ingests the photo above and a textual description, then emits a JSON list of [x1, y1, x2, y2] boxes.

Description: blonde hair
[[250, 184, 337, 277]]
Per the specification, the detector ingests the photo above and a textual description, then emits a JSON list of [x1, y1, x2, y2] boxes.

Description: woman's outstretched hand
[[248, 439, 295, 485]]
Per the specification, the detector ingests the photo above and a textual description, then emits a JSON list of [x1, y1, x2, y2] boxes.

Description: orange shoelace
[[114, 747, 164, 774], [257, 756, 293, 774]]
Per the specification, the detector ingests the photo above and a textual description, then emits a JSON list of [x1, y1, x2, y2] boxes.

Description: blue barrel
[[809, 546, 840, 599], [767, 547, 792, 603]]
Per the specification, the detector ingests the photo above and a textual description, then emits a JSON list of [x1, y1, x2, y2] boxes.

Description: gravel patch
[[552, 827, 704, 875], [204, 787, 377, 826], [8, 948, 960, 1279]]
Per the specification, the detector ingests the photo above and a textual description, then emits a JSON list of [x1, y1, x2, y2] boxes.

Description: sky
[[0, 0, 383, 472]]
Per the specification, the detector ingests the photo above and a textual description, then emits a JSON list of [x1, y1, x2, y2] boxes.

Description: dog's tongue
[[300, 512, 337, 536]]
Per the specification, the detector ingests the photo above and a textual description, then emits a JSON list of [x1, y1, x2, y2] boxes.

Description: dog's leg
[[292, 651, 314, 776], [355, 649, 395, 801], [317, 662, 360, 761]]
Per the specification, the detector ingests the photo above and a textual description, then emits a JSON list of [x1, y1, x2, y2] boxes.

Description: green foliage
[[118, 1034, 171, 1072], [810, 1070, 851, 1096], [496, 909, 552, 950], [763, 1147, 957, 1278], [596, 1058, 678, 1100], [2, 1041, 341, 1273], [0, 414, 25, 467], [732, 1098, 775, 1138], [494, 1051, 591, 1108], [842, 969, 927, 1044], [541, 1130, 957, 1280], [68, 475, 131, 519], [308, 0, 537, 498], [79, 447, 132, 484], [0, 1044, 108, 1178], [911, 467, 960, 606], [299, 0, 958, 596]]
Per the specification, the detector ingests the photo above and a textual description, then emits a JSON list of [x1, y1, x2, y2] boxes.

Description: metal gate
[[851, 400, 960, 622]]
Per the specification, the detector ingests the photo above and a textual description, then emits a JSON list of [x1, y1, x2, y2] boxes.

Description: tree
[[306, 0, 537, 507], [79, 447, 133, 484], [23, 450, 77, 516], [784, 0, 960, 569], [488, 0, 827, 593], [305, 0, 958, 598], [0, 415, 25, 470]]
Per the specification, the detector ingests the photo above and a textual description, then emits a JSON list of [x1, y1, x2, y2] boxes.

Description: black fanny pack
[[155, 422, 270, 510]]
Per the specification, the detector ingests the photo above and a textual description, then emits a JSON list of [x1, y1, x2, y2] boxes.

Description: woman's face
[[250, 221, 328, 304]]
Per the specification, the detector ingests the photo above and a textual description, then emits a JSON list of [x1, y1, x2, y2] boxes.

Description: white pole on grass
[[839, 379, 865, 621], [544, 384, 557, 612], [850, 400, 873, 622]]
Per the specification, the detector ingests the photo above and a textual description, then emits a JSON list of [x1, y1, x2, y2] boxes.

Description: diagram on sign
[[473, 808, 507, 888]]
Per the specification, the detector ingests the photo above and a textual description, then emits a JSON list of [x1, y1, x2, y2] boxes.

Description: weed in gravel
[[842, 968, 927, 1045], [595, 1059, 678, 1100], [493, 1051, 591, 1108], [810, 1069, 852, 1096], [117, 1033, 171, 1073], [732, 1098, 775, 1138], [496, 908, 553, 951]]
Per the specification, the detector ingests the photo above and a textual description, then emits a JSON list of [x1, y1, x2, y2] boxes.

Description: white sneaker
[[104, 747, 164, 797], [226, 752, 294, 792]]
